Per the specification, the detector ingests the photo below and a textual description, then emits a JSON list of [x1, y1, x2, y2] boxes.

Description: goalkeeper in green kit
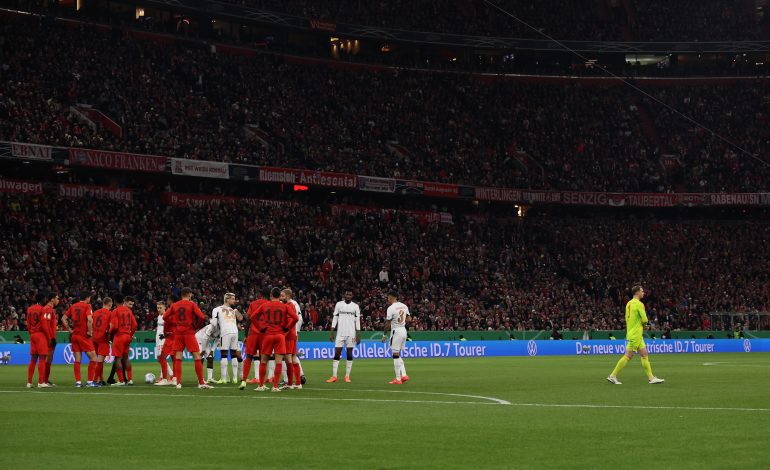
[[607, 285, 665, 385]]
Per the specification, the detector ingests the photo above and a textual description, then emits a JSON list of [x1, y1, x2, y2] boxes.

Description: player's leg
[[267, 356, 276, 381], [86, 350, 97, 385], [173, 351, 183, 387], [231, 349, 242, 384], [638, 348, 664, 383], [37, 355, 49, 386], [96, 355, 105, 384], [219, 347, 229, 384], [345, 345, 354, 381], [124, 353, 133, 384], [272, 353, 284, 390], [206, 352, 215, 383], [27, 353, 38, 387], [257, 354, 269, 388], [73, 349, 83, 386], [390, 329, 407, 382], [609, 341, 636, 384], [328, 346, 343, 382], [45, 342, 56, 385]]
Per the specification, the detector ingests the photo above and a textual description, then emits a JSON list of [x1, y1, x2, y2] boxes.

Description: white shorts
[[335, 336, 357, 348], [154, 340, 164, 357], [220, 333, 239, 351], [197, 337, 215, 356], [390, 328, 407, 353]]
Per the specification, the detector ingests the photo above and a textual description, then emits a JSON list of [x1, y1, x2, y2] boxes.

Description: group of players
[[26, 286, 414, 391]]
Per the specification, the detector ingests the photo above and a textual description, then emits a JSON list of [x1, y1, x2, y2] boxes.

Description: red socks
[[87, 362, 95, 383], [174, 358, 182, 384], [74, 361, 81, 382], [242, 357, 252, 382], [273, 363, 283, 388], [117, 368, 125, 383], [27, 359, 36, 383], [96, 362, 104, 382], [294, 362, 301, 385], [286, 363, 294, 386], [194, 359, 204, 385], [159, 357, 169, 379], [258, 363, 267, 386]]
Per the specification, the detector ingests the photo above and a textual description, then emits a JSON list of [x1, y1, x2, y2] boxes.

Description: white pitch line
[[303, 387, 511, 405], [504, 403, 770, 412], [0, 390, 504, 406]]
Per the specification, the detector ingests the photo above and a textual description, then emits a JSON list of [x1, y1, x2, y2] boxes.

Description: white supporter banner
[[171, 158, 230, 179]]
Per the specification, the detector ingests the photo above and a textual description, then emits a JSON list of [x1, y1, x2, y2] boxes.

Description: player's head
[[167, 293, 178, 306], [344, 290, 353, 303], [270, 287, 282, 300], [281, 288, 293, 302], [181, 287, 193, 300], [123, 296, 136, 308], [156, 301, 166, 314], [34, 292, 46, 305], [387, 291, 398, 305], [81, 292, 92, 302], [259, 287, 270, 299], [631, 285, 644, 300], [224, 292, 236, 307], [103, 297, 113, 309], [46, 292, 60, 306]]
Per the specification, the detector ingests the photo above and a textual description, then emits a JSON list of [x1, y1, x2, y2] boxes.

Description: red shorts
[[285, 335, 297, 355], [112, 333, 132, 357], [174, 334, 200, 353], [245, 333, 263, 357], [261, 334, 286, 356], [71, 334, 95, 353], [30, 332, 49, 356], [161, 335, 177, 357], [94, 340, 111, 357]]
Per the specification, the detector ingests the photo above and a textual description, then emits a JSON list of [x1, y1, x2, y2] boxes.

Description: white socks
[[345, 360, 353, 378], [207, 365, 213, 381], [267, 360, 275, 380], [220, 358, 228, 381], [399, 358, 406, 377], [332, 359, 340, 378], [296, 358, 304, 375], [393, 359, 401, 379], [231, 359, 239, 381]]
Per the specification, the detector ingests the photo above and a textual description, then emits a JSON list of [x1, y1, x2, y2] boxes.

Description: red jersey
[[65, 301, 93, 337], [42, 305, 57, 340], [256, 300, 293, 335], [163, 311, 176, 339], [163, 299, 205, 335], [110, 305, 137, 336], [92, 308, 112, 343], [247, 299, 267, 335], [26, 304, 48, 335], [285, 302, 299, 339]]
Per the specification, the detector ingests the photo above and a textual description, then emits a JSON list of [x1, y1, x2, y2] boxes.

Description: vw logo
[[527, 340, 538, 357], [62, 344, 75, 364], [743, 339, 751, 353]]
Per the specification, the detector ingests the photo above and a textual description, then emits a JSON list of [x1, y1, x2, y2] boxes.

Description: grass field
[[2, 353, 769, 469]]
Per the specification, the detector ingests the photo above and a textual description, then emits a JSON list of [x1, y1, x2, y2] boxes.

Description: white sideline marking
[[304, 387, 511, 405], [0, 390, 506, 406], [703, 362, 770, 368], [2, 389, 767, 412]]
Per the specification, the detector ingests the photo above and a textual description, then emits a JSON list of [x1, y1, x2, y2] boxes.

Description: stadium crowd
[[226, 0, 762, 42], [1, 192, 768, 334], [2, 19, 770, 193]]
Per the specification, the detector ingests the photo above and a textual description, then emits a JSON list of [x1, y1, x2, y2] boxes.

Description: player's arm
[[234, 309, 243, 322], [109, 312, 118, 340], [355, 306, 361, 344], [62, 309, 73, 333], [130, 313, 138, 337], [330, 303, 339, 341], [286, 304, 299, 332], [87, 311, 94, 337], [210, 308, 218, 328], [639, 304, 649, 329], [381, 313, 392, 343]]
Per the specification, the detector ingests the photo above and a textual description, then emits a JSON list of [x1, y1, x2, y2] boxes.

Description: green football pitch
[[2, 353, 768, 469]]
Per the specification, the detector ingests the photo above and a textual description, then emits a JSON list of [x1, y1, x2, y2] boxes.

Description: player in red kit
[[163, 287, 212, 389], [91, 297, 113, 385], [255, 287, 295, 392], [281, 289, 301, 390], [156, 295, 179, 386], [42, 292, 60, 386], [62, 293, 98, 387], [26, 293, 51, 388], [109, 296, 137, 386], [239, 287, 269, 390]]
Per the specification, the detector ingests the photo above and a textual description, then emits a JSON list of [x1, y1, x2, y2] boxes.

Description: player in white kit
[[154, 301, 174, 385], [326, 290, 361, 383], [195, 322, 219, 384], [382, 292, 410, 384], [212, 293, 244, 384]]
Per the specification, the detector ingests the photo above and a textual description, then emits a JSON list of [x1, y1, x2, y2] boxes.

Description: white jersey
[[195, 324, 218, 343], [290, 299, 303, 333], [386, 302, 410, 330], [211, 305, 239, 336], [333, 300, 361, 337], [156, 315, 165, 342]]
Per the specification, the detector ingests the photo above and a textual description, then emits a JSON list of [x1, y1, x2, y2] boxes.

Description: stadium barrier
[[2, 330, 768, 344], [1, 339, 768, 366]]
